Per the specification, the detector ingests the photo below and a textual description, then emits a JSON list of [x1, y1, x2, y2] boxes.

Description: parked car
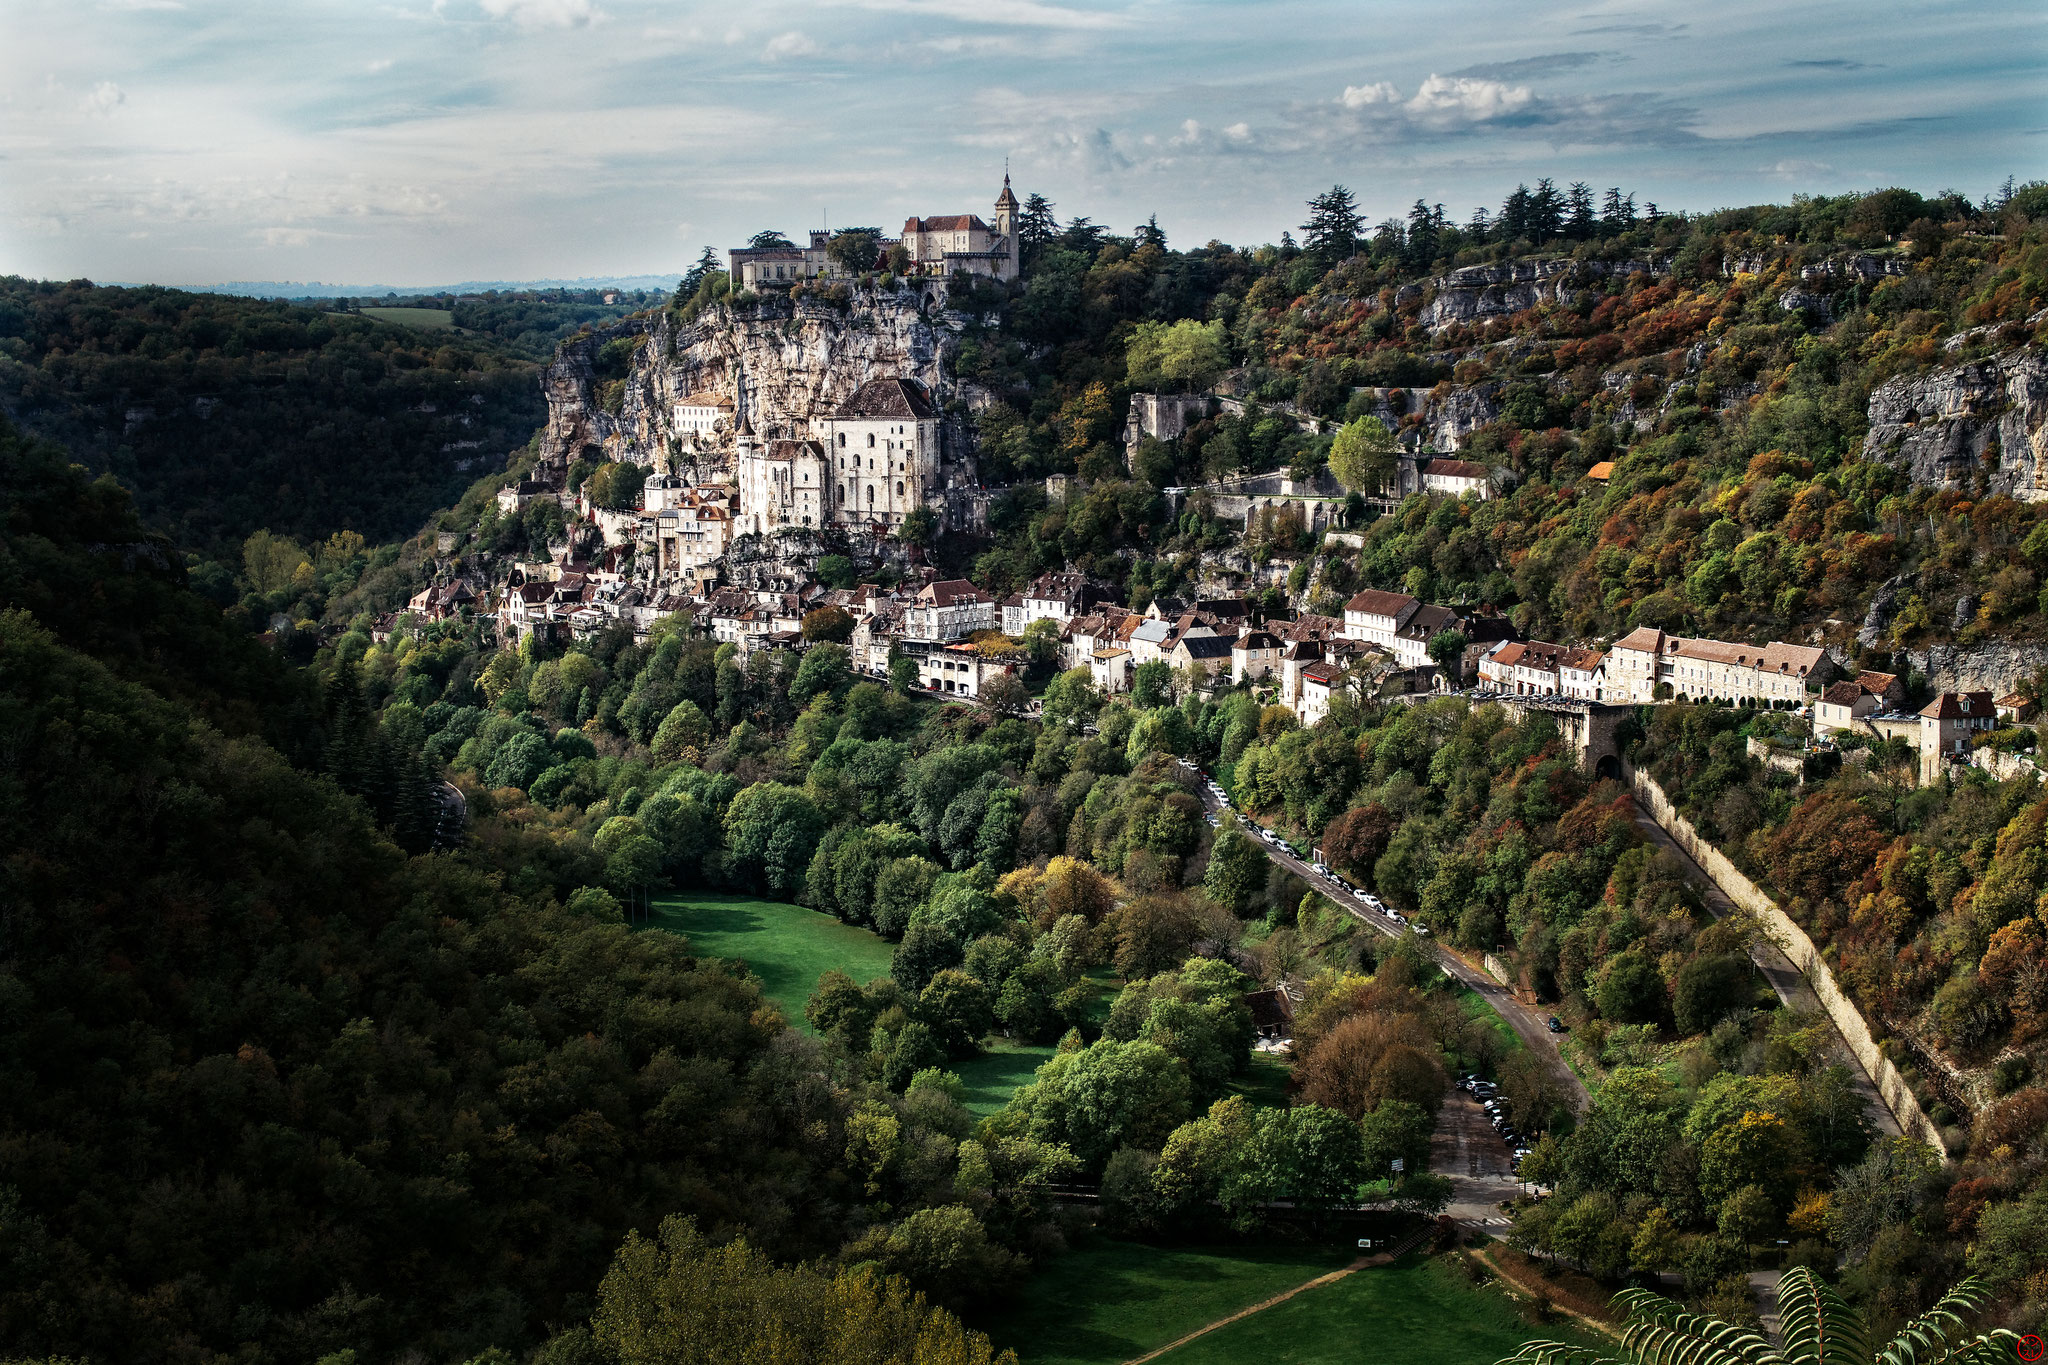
[[1546, 1016, 1565, 1033], [1353, 889, 1371, 901]]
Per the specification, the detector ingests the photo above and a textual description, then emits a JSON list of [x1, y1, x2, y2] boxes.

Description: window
[[837, 433, 846, 447], [896, 481, 904, 496], [867, 433, 875, 447]]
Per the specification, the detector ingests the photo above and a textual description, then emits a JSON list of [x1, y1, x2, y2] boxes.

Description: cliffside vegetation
[[944, 181, 2048, 643], [0, 277, 547, 553]]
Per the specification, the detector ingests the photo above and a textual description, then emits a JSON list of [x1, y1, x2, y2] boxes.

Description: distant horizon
[[5, 0, 2043, 286], [90, 273, 685, 299], [45, 168, 2037, 302]]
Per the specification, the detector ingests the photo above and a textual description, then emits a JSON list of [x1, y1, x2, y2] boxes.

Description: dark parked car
[[1547, 1016, 1565, 1033]]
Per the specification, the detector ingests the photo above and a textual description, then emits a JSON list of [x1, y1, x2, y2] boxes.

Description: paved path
[[1120, 1257, 1371, 1364], [1187, 766, 1589, 1115], [1431, 1089, 1526, 1226], [1628, 806, 1903, 1139]]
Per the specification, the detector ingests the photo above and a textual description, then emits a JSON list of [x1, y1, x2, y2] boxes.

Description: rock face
[[1420, 257, 1664, 331], [540, 287, 962, 471], [1907, 640, 2048, 695], [1866, 349, 2048, 499]]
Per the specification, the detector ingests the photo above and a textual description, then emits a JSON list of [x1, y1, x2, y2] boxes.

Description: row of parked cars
[[1461, 1075, 1535, 1170], [1177, 760, 1433, 938]]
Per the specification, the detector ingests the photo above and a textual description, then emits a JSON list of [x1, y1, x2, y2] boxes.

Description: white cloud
[[763, 30, 819, 60], [80, 80, 126, 115], [1340, 81, 1400, 108], [478, 0, 601, 30], [825, 0, 1133, 30], [1223, 121, 1251, 143], [1403, 73, 1532, 122], [366, 58, 395, 73]]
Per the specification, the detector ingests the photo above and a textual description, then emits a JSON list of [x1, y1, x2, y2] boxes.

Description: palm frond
[[1876, 1276, 2012, 1365], [1495, 1342, 1626, 1365], [1621, 1308, 1783, 1365], [1775, 1265, 1868, 1365]]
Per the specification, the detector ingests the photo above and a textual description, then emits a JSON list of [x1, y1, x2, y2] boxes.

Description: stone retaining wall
[[1627, 763, 1948, 1157]]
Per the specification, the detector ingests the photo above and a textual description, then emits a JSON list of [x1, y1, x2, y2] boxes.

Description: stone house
[[1090, 647, 1132, 695], [1814, 680, 1881, 734], [904, 579, 995, 641], [1232, 629, 1281, 685]]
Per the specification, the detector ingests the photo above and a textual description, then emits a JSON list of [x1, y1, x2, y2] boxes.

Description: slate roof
[[834, 377, 940, 420]]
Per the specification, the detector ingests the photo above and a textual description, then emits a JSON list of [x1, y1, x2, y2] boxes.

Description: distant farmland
[[359, 306, 457, 330]]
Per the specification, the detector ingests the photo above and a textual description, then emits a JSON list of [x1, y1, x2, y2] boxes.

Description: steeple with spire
[[994, 166, 1020, 278]]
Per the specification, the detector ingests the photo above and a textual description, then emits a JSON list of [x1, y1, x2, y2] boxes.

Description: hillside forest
[[3, 178, 2048, 1365]]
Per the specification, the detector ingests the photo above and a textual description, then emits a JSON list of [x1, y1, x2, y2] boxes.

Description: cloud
[[1451, 52, 1605, 80], [477, 0, 601, 30], [366, 58, 395, 73], [1339, 81, 1400, 108], [824, 0, 1133, 30], [1339, 75, 1535, 125], [1404, 74, 1534, 123], [1569, 21, 1687, 36], [1786, 58, 1875, 70], [80, 81, 127, 115], [763, 30, 819, 60], [1765, 158, 1834, 178]]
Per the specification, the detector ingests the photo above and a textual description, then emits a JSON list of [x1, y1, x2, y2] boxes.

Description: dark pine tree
[[1565, 182, 1596, 240], [1300, 185, 1365, 262]]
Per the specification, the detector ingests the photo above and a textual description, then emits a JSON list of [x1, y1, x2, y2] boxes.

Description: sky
[[2, 0, 2043, 289]]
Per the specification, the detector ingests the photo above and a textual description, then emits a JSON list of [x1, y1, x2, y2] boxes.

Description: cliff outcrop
[[540, 286, 963, 470], [1865, 348, 2048, 498], [1420, 257, 1664, 331]]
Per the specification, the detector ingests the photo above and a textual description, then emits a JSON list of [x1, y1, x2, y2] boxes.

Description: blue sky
[[2, 0, 2042, 288]]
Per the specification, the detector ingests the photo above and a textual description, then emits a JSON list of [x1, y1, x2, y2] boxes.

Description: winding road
[[1184, 764, 1590, 1115]]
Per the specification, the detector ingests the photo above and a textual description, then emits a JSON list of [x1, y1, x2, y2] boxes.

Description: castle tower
[[994, 172, 1020, 281]]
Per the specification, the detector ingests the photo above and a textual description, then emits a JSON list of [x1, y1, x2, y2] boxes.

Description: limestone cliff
[[540, 286, 964, 472], [1420, 257, 1664, 331], [1866, 349, 2048, 499]]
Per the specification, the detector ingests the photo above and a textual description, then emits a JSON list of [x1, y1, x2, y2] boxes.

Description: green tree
[[723, 782, 826, 895], [1300, 185, 1364, 261], [802, 605, 855, 643], [1124, 319, 1230, 393], [917, 969, 994, 1059], [899, 506, 937, 547], [650, 700, 710, 764], [792, 643, 853, 702], [1007, 1038, 1193, 1172], [1203, 827, 1267, 916], [590, 1216, 1016, 1364], [1327, 417, 1397, 494], [826, 228, 882, 274]]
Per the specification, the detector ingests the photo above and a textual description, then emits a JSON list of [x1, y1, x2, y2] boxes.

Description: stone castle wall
[[1627, 763, 1947, 1157]]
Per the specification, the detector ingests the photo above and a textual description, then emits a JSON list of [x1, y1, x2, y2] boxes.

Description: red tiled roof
[[1921, 690, 1995, 719]]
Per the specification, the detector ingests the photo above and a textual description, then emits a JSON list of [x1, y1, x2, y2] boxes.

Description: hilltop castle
[[726, 175, 1022, 289]]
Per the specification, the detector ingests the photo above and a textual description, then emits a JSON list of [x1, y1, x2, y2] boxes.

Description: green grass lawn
[[953, 1038, 1055, 1116], [645, 891, 894, 1032], [1454, 985, 1524, 1061], [1153, 1254, 1591, 1365], [979, 1241, 1354, 1365], [360, 306, 456, 330], [1227, 1050, 1293, 1108]]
